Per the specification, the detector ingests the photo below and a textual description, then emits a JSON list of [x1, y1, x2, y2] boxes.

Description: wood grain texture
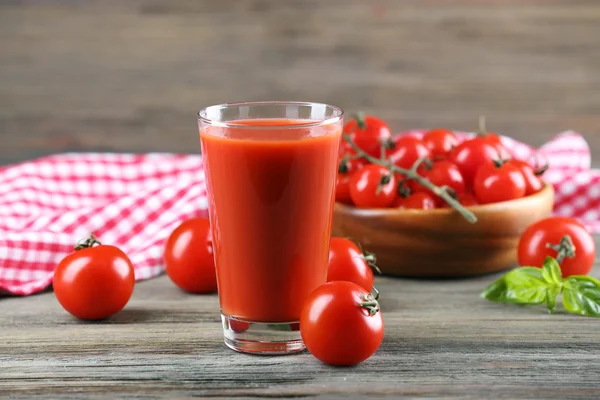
[[332, 184, 554, 277], [1, 238, 599, 399], [1, 0, 599, 166]]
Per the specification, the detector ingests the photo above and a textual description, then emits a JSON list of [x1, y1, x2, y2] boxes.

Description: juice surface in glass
[[200, 118, 341, 323]]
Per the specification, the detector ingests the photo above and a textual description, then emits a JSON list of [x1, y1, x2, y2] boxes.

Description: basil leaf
[[503, 267, 550, 305], [482, 267, 553, 305], [545, 285, 561, 313], [541, 256, 563, 285], [481, 278, 513, 302], [563, 276, 600, 318]]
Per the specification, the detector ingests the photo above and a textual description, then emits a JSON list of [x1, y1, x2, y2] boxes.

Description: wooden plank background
[[0, 0, 599, 166]]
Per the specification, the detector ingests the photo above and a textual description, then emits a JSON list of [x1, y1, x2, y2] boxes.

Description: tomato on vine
[[53, 233, 135, 321], [518, 217, 596, 277], [394, 191, 437, 209], [327, 237, 378, 291], [387, 136, 430, 170], [164, 218, 217, 294], [411, 160, 466, 204], [335, 155, 367, 204], [349, 165, 397, 208], [506, 159, 544, 195], [422, 129, 459, 158], [300, 281, 384, 365], [449, 137, 499, 186], [473, 160, 526, 204], [343, 113, 392, 157]]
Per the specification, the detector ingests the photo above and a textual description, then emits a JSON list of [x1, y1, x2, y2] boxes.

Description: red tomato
[[518, 217, 596, 277], [481, 132, 512, 160], [506, 159, 543, 195], [300, 281, 384, 365], [394, 192, 437, 209], [53, 234, 135, 320], [449, 137, 500, 186], [473, 162, 526, 204], [164, 218, 217, 294], [411, 160, 466, 203], [422, 129, 459, 158], [442, 192, 478, 208], [343, 114, 392, 157], [327, 237, 374, 291], [335, 174, 353, 204], [387, 136, 430, 170], [349, 165, 397, 208]]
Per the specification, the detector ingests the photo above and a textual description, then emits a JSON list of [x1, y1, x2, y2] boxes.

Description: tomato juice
[[200, 117, 342, 322]]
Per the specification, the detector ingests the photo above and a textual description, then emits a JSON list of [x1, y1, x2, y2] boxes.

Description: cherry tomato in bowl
[[300, 281, 384, 366], [506, 159, 543, 195], [53, 233, 135, 321], [387, 136, 430, 170], [164, 218, 217, 294], [473, 161, 526, 204], [349, 165, 397, 208], [518, 217, 596, 277], [327, 237, 376, 291], [449, 137, 499, 187], [343, 114, 392, 158], [411, 160, 466, 203], [422, 128, 458, 158], [393, 192, 437, 209]]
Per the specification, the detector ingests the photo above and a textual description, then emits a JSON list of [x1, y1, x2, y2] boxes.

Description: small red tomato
[[349, 165, 397, 208], [481, 132, 512, 160], [506, 159, 543, 195], [344, 114, 392, 157], [53, 233, 135, 321], [300, 281, 384, 366], [473, 161, 526, 204], [518, 217, 596, 277], [327, 237, 375, 291], [394, 192, 437, 209], [387, 136, 430, 170], [335, 174, 353, 204], [411, 160, 466, 203], [442, 192, 479, 208], [422, 129, 459, 158], [164, 218, 217, 294], [449, 137, 500, 186]]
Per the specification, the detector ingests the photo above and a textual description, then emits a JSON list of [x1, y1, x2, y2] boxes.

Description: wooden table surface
[[1, 238, 599, 399], [1, 0, 599, 166]]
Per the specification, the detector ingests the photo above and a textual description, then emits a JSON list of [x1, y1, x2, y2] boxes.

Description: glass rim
[[197, 101, 344, 129]]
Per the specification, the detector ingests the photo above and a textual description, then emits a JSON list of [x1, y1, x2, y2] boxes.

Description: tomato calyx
[[397, 179, 412, 198], [532, 153, 550, 176], [74, 232, 102, 251], [546, 235, 576, 265], [361, 251, 382, 275], [359, 289, 381, 316], [376, 174, 393, 195]]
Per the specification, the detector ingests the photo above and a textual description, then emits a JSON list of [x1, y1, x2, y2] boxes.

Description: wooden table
[[2, 238, 599, 399]]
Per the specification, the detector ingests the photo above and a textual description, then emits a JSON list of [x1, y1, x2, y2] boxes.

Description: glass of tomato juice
[[197, 101, 343, 354]]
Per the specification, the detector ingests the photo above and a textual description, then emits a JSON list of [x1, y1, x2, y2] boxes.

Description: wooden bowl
[[332, 184, 555, 278]]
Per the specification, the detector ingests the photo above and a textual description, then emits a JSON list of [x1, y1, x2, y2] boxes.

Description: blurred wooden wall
[[1, 0, 599, 165]]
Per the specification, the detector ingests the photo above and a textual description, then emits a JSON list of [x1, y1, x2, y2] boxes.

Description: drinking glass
[[198, 101, 343, 354]]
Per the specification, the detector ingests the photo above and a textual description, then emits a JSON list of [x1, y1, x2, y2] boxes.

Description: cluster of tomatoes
[[52, 219, 383, 366], [336, 114, 546, 209]]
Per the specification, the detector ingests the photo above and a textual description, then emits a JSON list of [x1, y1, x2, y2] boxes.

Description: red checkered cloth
[[0, 132, 598, 295]]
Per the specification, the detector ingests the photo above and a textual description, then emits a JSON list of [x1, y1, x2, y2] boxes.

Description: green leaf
[[481, 278, 512, 302], [503, 267, 549, 305], [563, 276, 600, 318], [482, 267, 553, 305], [541, 256, 563, 285], [546, 285, 561, 313]]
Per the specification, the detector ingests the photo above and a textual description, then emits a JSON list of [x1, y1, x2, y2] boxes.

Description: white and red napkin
[[0, 132, 598, 296]]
